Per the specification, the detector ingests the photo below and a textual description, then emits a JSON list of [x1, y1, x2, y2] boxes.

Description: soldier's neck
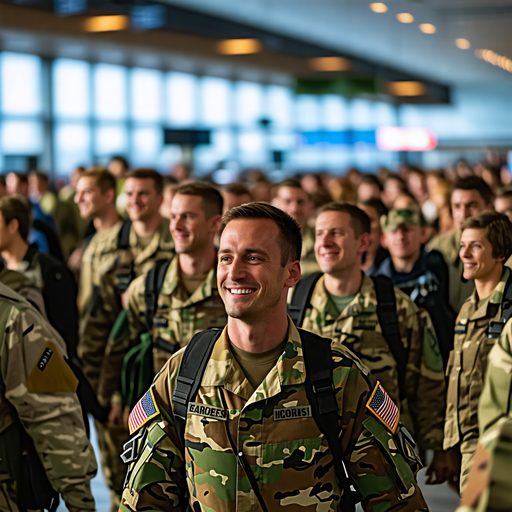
[[93, 206, 120, 233], [2, 237, 29, 270], [391, 249, 420, 273], [324, 268, 363, 297], [179, 246, 217, 276], [131, 214, 161, 238], [474, 264, 504, 301]]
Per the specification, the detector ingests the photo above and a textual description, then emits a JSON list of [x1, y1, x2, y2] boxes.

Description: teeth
[[230, 289, 254, 295]]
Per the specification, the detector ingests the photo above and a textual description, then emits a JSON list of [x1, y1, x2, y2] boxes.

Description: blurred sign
[[3, 155, 38, 172], [299, 131, 376, 146], [164, 129, 210, 146], [131, 5, 166, 30], [376, 127, 438, 152], [54, 0, 87, 15]]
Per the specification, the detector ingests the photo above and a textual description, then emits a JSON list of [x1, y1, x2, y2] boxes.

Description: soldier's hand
[[107, 403, 123, 427], [425, 448, 460, 486]]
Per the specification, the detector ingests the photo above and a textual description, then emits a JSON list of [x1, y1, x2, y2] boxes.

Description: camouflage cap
[[381, 208, 425, 232]]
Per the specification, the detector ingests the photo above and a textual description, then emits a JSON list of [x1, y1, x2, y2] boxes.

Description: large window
[[53, 59, 90, 118]]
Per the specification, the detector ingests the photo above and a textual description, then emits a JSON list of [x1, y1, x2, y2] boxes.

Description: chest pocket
[[462, 319, 494, 374]]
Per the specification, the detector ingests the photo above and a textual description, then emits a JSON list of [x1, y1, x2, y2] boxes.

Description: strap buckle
[[489, 320, 505, 339], [312, 377, 334, 395]]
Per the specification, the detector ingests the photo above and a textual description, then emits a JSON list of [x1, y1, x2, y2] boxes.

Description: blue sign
[[131, 5, 166, 30], [299, 131, 376, 146], [54, 0, 87, 15]]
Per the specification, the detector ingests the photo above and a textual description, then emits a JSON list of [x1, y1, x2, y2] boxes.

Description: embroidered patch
[[366, 382, 399, 433], [38, 348, 53, 371], [274, 406, 312, 421], [187, 402, 227, 421], [129, 388, 160, 435]]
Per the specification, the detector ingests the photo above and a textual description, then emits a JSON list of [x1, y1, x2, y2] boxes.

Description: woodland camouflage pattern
[[97, 254, 227, 406], [444, 268, 510, 491], [0, 283, 97, 512], [300, 273, 445, 451], [120, 321, 428, 512], [78, 218, 174, 393]]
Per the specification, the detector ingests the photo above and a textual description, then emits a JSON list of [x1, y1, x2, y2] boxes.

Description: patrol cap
[[381, 208, 425, 232]]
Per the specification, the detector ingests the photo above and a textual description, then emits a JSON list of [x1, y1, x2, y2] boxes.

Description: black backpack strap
[[118, 219, 133, 249], [144, 260, 171, 331], [370, 275, 407, 400], [172, 330, 223, 444], [300, 329, 360, 512], [488, 273, 512, 338], [287, 272, 323, 327], [116, 220, 134, 295]]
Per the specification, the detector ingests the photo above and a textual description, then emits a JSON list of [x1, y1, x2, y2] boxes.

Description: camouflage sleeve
[[17, 285, 47, 319], [97, 276, 146, 407], [3, 306, 97, 512], [119, 360, 188, 512], [335, 349, 428, 511], [405, 307, 446, 451], [79, 268, 121, 392]]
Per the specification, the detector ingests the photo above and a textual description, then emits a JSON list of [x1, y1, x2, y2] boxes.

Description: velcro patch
[[366, 382, 399, 433], [274, 406, 312, 421], [187, 402, 227, 421], [129, 388, 160, 435]]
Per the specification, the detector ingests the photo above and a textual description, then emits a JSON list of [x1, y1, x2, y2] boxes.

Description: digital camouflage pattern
[[427, 230, 475, 313], [380, 208, 425, 232], [300, 273, 445, 451], [300, 225, 320, 278], [444, 267, 511, 491], [0, 282, 97, 512], [97, 254, 227, 406], [79, 218, 174, 393], [77, 220, 123, 321], [120, 321, 428, 512]]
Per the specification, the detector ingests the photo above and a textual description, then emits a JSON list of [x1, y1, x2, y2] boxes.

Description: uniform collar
[[466, 267, 510, 320], [310, 272, 377, 320], [202, 317, 306, 404], [160, 253, 217, 306]]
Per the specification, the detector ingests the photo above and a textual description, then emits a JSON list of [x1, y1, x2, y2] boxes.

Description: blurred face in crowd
[[315, 210, 369, 276], [357, 182, 381, 202], [382, 179, 403, 208], [5, 173, 27, 197], [272, 186, 311, 230], [495, 196, 512, 222], [383, 224, 423, 261], [124, 177, 162, 222], [451, 189, 492, 230], [358, 204, 382, 255], [109, 159, 127, 179], [0, 212, 17, 251], [170, 194, 219, 255], [218, 218, 298, 322], [408, 173, 428, 204], [222, 192, 252, 214], [460, 228, 503, 282], [74, 176, 114, 219], [159, 186, 176, 219], [28, 175, 46, 199]]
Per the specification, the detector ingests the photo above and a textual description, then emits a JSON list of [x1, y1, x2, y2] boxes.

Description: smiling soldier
[[119, 202, 429, 512]]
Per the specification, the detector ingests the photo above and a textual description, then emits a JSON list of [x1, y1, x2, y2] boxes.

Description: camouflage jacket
[[444, 267, 511, 450], [77, 220, 123, 321], [97, 254, 227, 406], [119, 321, 428, 512], [300, 224, 320, 278], [0, 283, 97, 512], [301, 273, 446, 451], [427, 230, 475, 313], [78, 218, 174, 392]]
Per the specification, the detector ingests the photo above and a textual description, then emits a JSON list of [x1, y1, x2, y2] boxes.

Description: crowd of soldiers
[[1, 156, 512, 512]]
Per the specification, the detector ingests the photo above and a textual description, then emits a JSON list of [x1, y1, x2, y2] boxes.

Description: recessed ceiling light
[[388, 81, 426, 96], [217, 39, 262, 55], [396, 13, 414, 23], [419, 23, 436, 34], [456, 38, 471, 50], [309, 57, 351, 71], [84, 15, 130, 32], [370, 3, 388, 13]]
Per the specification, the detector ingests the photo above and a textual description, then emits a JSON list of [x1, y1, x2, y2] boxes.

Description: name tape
[[273, 406, 312, 421], [188, 402, 227, 421]]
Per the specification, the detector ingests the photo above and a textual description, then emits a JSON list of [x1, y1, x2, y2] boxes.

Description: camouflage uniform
[[444, 267, 511, 492], [427, 230, 475, 313], [301, 273, 446, 452], [96, 254, 227, 407], [120, 321, 428, 512], [0, 283, 97, 512], [300, 225, 320, 278], [79, 218, 174, 512]]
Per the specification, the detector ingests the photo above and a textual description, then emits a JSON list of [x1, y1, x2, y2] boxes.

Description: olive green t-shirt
[[230, 339, 287, 390], [181, 271, 208, 296], [328, 293, 356, 316]]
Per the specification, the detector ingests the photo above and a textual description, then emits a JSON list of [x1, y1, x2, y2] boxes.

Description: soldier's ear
[[209, 214, 222, 236], [358, 232, 370, 254], [285, 261, 301, 288]]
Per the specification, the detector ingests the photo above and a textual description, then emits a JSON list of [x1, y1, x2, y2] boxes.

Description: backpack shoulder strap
[[489, 273, 512, 338], [144, 259, 171, 331], [300, 329, 359, 511], [116, 219, 135, 295], [288, 272, 323, 327], [370, 275, 407, 399], [172, 329, 223, 444], [117, 219, 133, 250]]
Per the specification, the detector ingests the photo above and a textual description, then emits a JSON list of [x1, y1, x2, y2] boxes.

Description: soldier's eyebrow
[[218, 247, 270, 257]]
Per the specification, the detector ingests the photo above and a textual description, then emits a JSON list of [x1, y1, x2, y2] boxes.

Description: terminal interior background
[[1, 1, 510, 511]]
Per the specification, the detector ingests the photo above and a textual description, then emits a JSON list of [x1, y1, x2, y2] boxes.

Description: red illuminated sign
[[376, 127, 438, 152]]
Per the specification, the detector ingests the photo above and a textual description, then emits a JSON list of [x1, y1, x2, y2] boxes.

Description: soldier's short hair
[[0, 194, 31, 241], [359, 198, 388, 219], [223, 183, 252, 198], [29, 170, 49, 184], [318, 202, 371, 238], [453, 176, 493, 205], [175, 181, 223, 219], [360, 174, 383, 192], [125, 168, 163, 195], [461, 210, 512, 260], [110, 155, 130, 170], [273, 178, 310, 199], [220, 202, 301, 267], [82, 167, 117, 194]]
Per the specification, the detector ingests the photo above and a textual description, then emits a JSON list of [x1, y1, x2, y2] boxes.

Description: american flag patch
[[366, 382, 399, 433], [129, 388, 160, 435]]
